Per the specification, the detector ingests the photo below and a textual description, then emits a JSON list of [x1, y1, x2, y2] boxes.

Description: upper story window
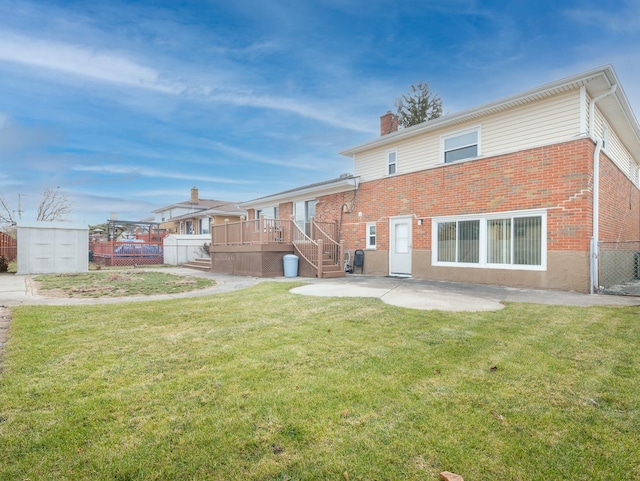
[[442, 127, 480, 163], [387, 150, 397, 175]]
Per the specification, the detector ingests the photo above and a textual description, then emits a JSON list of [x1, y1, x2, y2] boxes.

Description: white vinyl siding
[[594, 105, 637, 183], [481, 90, 580, 157], [354, 89, 582, 182]]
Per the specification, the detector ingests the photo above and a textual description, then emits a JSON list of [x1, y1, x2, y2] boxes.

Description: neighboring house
[[223, 65, 640, 293], [153, 187, 246, 235]]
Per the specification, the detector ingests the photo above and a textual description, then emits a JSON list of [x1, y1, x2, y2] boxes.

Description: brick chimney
[[380, 111, 399, 136], [190, 187, 199, 204]]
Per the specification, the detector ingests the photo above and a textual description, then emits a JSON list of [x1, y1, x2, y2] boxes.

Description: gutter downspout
[[588, 84, 617, 294]]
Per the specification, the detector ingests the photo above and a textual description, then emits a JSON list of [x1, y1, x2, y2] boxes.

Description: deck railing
[[0, 232, 17, 262], [91, 241, 164, 267], [210, 218, 342, 276], [310, 221, 341, 267], [211, 218, 293, 245], [291, 221, 319, 271]]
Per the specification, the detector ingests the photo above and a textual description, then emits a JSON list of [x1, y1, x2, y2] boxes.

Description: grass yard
[[0, 282, 638, 480], [34, 270, 216, 297]]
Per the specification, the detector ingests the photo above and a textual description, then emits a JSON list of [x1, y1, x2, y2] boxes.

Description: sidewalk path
[[1, 268, 638, 310]]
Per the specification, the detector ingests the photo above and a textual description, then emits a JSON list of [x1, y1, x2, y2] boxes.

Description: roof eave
[[340, 64, 640, 158], [241, 177, 357, 208]]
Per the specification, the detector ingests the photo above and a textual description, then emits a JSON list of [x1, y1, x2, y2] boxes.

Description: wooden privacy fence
[[0, 232, 17, 262], [90, 241, 164, 267]]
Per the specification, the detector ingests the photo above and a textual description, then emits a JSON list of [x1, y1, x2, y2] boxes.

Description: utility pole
[[17, 194, 24, 220]]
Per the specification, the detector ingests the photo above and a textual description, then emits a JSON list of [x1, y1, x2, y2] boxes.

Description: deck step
[[182, 258, 211, 272], [321, 270, 346, 278]]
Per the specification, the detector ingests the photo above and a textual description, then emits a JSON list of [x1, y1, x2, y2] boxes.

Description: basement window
[[432, 209, 546, 270]]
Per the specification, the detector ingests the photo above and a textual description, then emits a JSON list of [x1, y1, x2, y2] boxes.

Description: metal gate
[[598, 241, 640, 296]]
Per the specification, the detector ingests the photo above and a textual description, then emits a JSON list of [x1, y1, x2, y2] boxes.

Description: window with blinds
[[437, 220, 480, 264], [434, 211, 545, 269], [487, 216, 541, 266]]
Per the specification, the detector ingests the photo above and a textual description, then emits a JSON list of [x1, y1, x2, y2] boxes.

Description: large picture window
[[433, 210, 546, 270]]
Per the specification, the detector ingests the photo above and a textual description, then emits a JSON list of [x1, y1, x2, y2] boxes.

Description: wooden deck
[[210, 219, 345, 278]]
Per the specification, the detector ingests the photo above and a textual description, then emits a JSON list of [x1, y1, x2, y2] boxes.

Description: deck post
[[339, 240, 344, 273], [259, 214, 264, 244], [317, 239, 323, 278]]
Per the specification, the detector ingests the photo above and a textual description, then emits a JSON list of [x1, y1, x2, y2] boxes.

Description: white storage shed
[[163, 234, 210, 265], [17, 222, 89, 275]]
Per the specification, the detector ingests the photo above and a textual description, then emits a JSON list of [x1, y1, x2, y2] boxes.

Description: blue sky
[[1, 0, 639, 226]]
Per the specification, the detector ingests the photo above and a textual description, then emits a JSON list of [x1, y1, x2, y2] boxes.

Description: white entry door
[[389, 216, 412, 276]]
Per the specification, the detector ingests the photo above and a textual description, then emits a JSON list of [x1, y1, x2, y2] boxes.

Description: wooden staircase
[[182, 257, 211, 272], [319, 252, 345, 278]]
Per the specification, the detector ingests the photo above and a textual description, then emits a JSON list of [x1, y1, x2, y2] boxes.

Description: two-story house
[[226, 65, 640, 293]]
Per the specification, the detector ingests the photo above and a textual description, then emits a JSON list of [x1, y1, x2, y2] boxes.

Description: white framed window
[[366, 222, 377, 249], [256, 206, 279, 219], [602, 123, 609, 151], [441, 127, 480, 163], [432, 209, 546, 270], [387, 149, 397, 175]]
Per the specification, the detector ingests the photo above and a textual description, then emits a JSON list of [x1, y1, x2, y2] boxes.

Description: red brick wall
[[317, 139, 597, 253], [279, 202, 293, 221], [599, 152, 640, 241]]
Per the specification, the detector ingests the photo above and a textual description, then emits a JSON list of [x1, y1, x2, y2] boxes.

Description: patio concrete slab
[[290, 275, 640, 311], [290, 283, 504, 311]]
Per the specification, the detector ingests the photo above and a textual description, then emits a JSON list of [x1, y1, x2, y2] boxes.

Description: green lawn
[[0, 282, 638, 480]]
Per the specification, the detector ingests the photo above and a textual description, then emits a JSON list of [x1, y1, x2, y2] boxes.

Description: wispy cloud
[[565, 2, 640, 35], [205, 140, 339, 170], [0, 30, 372, 133], [0, 32, 180, 92], [72, 164, 256, 184]]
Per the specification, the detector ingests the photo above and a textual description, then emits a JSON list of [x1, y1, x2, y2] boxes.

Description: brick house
[[231, 65, 640, 292]]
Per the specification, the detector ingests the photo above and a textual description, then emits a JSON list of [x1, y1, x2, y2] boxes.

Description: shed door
[[389, 216, 412, 276]]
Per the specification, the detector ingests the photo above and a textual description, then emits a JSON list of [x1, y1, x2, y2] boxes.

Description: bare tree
[[0, 195, 16, 228], [36, 188, 72, 222], [396, 82, 443, 128]]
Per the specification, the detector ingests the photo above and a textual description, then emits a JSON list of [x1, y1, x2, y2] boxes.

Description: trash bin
[[283, 254, 299, 277]]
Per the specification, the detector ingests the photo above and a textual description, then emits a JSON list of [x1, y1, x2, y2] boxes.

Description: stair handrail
[[311, 220, 341, 266], [291, 221, 319, 271]]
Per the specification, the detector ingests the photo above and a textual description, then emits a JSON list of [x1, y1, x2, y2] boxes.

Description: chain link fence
[[598, 241, 640, 296]]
